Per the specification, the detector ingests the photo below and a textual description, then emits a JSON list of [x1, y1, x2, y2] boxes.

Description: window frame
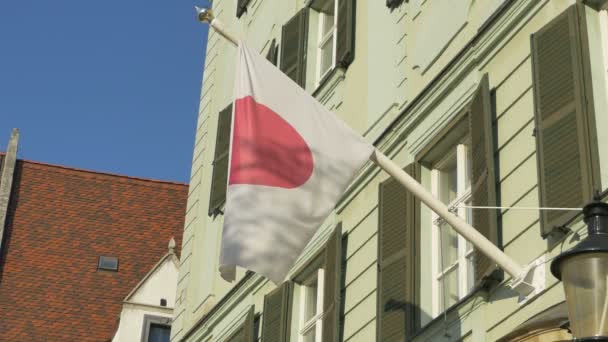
[[429, 141, 474, 317], [314, 0, 338, 87], [415, 109, 480, 325], [297, 268, 325, 342], [140, 314, 171, 342], [97, 255, 119, 272]]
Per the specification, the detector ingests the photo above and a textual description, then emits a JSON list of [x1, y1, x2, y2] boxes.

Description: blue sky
[[0, 1, 211, 183]]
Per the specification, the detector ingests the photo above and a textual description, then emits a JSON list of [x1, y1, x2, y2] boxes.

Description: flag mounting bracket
[[369, 150, 544, 299], [195, 6, 239, 47]]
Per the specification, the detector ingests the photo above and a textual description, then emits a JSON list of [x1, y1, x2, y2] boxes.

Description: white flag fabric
[[219, 43, 374, 284]]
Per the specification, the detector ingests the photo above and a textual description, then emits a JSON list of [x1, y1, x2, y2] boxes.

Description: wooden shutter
[[208, 104, 233, 216], [468, 74, 500, 286], [245, 306, 256, 342], [336, 0, 355, 68], [266, 39, 279, 66], [226, 306, 255, 342], [585, 0, 608, 11], [377, 164, 418, 342], [261, 282, 293, 342], [237, 0, 251, 18], [530, 4, 599, 237], [321, 224, 342, 342], [280, 8, 309, 88], [386, 0, 407, 11]]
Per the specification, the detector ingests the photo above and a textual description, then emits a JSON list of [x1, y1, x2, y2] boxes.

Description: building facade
[[172, 0, 608, 341], [0, 130, 188, 341], [112, 240, 180, 342]]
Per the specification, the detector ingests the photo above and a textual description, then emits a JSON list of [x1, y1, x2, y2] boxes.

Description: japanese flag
[[219, 43, 374, 284]]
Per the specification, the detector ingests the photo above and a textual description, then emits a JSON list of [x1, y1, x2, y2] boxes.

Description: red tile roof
[[0, 157, 188, 341]]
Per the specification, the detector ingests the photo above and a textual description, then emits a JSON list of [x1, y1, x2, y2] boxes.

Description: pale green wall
[[171, 0, 606, 341]]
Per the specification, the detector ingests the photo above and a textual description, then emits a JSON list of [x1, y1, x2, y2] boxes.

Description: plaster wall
[[114, 257, 178, 342], [172, 0, 608, 341], [112, 305, 173, 342]]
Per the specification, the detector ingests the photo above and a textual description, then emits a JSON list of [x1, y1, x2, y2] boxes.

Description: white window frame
[[315, 0, 338, 86], [430, 143, 474, 317], [298, 268, 325, 342]]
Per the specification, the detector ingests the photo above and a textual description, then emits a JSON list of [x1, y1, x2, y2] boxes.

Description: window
[[280, 0, 355, 90], [315, 0, 337, 84], [148, 324, 170, 342], [261, 225, 341, 342], [141, 315, 171, 342], [429, 142, 474, 316], [298, 269, 325, 342], [377, 75, 499, 338], [98, 256, 118, 271]]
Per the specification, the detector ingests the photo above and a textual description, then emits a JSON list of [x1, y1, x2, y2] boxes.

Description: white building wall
[[113, 255, 178, 342], [172, 0, 606, 341]]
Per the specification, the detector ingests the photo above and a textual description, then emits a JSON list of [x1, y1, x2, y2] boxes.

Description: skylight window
[[98, 256, 119, 271]]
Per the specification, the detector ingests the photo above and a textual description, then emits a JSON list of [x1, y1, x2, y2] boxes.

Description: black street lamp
[[551, 200, 608, 341]]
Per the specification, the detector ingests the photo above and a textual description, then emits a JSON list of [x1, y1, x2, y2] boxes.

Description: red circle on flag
[[229, 96, 314, 189]]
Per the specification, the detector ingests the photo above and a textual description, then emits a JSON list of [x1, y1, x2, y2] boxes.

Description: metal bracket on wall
[[510, 254, 547, 305]]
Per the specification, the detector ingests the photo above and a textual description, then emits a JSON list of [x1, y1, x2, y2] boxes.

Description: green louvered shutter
[[243, 306, 255, 342], [336, 0, 355, 68], [226, 327, 245, 342], [585, 0, 608, 10], [468, 74, 500, 286], [280, 8, 309, 88], [262, 282, 293, 342], [322, 224, 342, 342], [208, 104, 233, 216], [377, 164, 418, 342], [530, 4, 599, 237], [386, 0, 406, 11], [236, 0, 251, 18], [266, 39, 279, 66], [225, 306, 255, 342]]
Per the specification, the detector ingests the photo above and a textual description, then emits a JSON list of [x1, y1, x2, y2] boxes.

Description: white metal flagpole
[[194, 8, 541, 297], [195, 7, 239, 47], [369, 150, 524, 278]]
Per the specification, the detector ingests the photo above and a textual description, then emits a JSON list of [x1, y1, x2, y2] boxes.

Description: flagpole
[[370, 150, 523, 278], [195, 7, 239, 47], [195, 9, 541, 297]]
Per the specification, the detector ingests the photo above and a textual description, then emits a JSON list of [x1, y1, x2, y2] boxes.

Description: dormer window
[[98, 256, 118, 272]]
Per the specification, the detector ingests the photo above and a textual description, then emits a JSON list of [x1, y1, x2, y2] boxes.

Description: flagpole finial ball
[[195, 6, 214, 23]]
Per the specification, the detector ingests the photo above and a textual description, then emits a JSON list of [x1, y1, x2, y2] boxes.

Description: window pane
[[465, 145, 471, 190], [305, 278, 318, 321], [467, 253, 475, 292], [303, 328, 316, 342], [438, 267, 459, 312], [465, 202, 474, 253], [322, 14, 335, 36], [439, 155, 457, 204], [98, 256, 118, 271], [320, 39, 334, 78], [439, 222, 458, 268], [148, 324, 170, 342]]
